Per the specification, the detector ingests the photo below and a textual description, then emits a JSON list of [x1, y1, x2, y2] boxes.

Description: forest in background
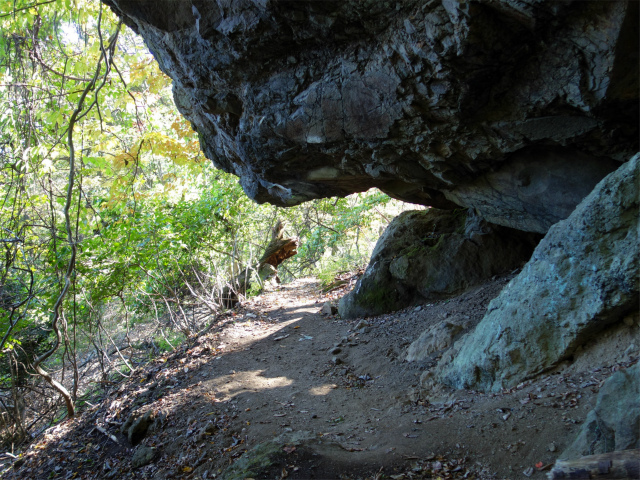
[[0, 0, 413, 451]]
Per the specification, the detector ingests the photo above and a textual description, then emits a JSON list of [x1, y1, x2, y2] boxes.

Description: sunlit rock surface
[[103, 0, 637, 232]]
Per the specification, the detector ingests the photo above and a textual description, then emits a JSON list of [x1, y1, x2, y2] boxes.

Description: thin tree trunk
[[222, 220, 298, 307]]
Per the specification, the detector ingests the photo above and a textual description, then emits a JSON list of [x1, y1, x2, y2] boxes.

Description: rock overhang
[[103, 0, 638, 232]]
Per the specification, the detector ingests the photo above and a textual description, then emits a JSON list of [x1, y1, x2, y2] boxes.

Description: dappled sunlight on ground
[[308, 384, 338, 396], [7, 276, 637, 480], [211, 370, 294, 402]]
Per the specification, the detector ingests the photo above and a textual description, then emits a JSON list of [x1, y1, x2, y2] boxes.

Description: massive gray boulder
[[338, 209, 537, 318], [103, 0, 637, 232], [434, 154, 639, 392]]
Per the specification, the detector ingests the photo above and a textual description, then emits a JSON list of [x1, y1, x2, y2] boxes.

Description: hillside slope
[[5, 277, 637, 479]]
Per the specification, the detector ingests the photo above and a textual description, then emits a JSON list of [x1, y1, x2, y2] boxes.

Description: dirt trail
[[5, 276, 638, 480]]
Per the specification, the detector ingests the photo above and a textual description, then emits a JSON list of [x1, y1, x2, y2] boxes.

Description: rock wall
[[559, 363, 639, 459], [338, 209, 538, 318], [103, 0, 638, 232], [433, 154, 639, 392]]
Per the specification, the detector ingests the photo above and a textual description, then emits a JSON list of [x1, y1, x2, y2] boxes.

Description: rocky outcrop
[[122, 409, 155, 446], [221, 431, 347, 480], [103, 0, 637, 232], [102, 0, 640, 395], [560, 363, 639, 460], [405, 320, 470, 363], [434, 155, 639, 392], [338, 209, 538, 318], [131, 446, 157, 469]]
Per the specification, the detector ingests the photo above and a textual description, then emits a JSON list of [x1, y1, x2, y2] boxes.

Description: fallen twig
[[94, 424, 119, 444]]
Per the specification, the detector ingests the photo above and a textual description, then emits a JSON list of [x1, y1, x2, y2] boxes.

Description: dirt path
[[5, 276, 637, 480]]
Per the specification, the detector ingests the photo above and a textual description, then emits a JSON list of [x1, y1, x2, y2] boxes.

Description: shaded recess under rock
[[102, 0, 638, 233], [101, 0, 640, 422], [339, 208, 539, 318]]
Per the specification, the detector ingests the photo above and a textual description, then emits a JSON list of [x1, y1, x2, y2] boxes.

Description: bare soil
[[4, 275, 638, 480]]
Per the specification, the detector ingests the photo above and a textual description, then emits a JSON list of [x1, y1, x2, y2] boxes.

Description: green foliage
[[0, 0, 401, 443], [316, 257, 356, 290], [154, 331, 185, 353], [282, 190, 390, 280]]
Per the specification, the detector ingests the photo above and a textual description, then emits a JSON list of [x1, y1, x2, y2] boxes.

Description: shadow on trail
[[5, 282, 388, 479]]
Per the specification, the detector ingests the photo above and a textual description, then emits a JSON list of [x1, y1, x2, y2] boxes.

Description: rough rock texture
[[220, 431, 341, 480], [405, 319, 469, 363], [103, 0, 638, 232], [131, 446, 157, 469], [122, 410, 155, 446], [338, 209, 538, 318], [434, 155, 639, 392], [560, 363, 639, 460]]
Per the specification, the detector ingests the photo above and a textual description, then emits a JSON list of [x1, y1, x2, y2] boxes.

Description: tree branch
[[32, 6, 121, 420], [0, 0, 56, 18]]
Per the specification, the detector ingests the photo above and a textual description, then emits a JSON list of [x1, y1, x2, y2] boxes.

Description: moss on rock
[[221, 432, 315, 480]]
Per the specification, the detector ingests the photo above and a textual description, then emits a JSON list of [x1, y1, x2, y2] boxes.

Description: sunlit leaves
[[0, 0, 395, 375]]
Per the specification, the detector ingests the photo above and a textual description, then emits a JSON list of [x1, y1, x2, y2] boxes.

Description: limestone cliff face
[[103, 0, 638, 233]]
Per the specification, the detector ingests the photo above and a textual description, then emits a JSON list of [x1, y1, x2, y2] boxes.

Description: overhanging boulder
[[102, 0, 638, 232], [338, 208, 538, 319], [433, 154, 639, 392]]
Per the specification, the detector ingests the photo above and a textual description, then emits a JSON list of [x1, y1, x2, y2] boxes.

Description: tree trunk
[[222, 220, 297, 307]]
